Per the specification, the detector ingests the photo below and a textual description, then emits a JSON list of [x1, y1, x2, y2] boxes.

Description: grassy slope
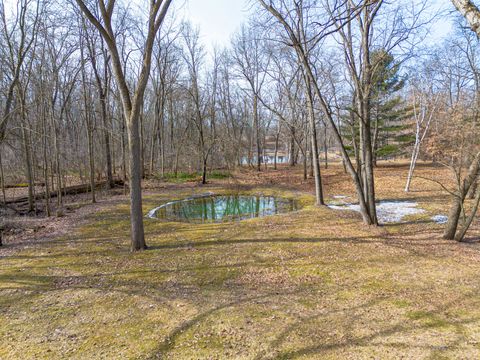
[[2, 162, 480, 359]]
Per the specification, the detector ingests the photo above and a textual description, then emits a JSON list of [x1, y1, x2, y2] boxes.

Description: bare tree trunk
[[0, 148, 5, 204], [76, 0, 173, 251], [126, 110, 145, 249], [306, 79, 324, 206], [274, 130, 279, 170], [444, 151, 480, 239], [202, 157, 207, 185], [112, 124, 117, 177], [303, 149, 307, 180], [121, 117, 127, 184], [263, 137, 268, 171], [254, 94, 261, 171], [140, 107, 145, 179], [160, 104, 165, 178], [289, 128, 295, 167], [149, 97, 160, 176], [372, 111, 379, 167], [174, 150, 179, 177], [87, 118, 96, 204], [101, 98, 113, 188], [323, 124, 328, 169], [42, 105, 51, 217], [32, 136, 38, 214], [51, 112, 63, 207], [21, 123, 34, 212], [87, 41, 115, 189], [455, 182, 480, 242], [351, 110, 361, 176], [81, 44, 96, 204], [405, 91, 436, 192], [405, 141, 420, 192], [362, 115, 378, 225]]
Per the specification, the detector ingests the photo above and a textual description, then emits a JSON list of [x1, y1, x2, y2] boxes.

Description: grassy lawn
[[2, 162, 480, 359]]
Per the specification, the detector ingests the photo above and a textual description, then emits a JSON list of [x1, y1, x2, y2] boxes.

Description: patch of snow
[[327, 200, 425, 224], [146, 192, 215, 219], [432, 215, 448, 224], [333, 195, 348, 199]]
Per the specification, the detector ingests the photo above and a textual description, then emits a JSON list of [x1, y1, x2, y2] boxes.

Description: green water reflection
[[148, 194, 299, 222]]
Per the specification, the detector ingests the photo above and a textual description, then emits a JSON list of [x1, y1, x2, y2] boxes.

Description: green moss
[[3, 170, 480, 358], [209, 170, 232, 179], [406, 310, 450, 328], [392, 299, 410, 308], [155, 170, 231, 183]]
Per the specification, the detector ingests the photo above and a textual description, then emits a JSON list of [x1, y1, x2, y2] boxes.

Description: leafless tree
[[75, 0, 173, 251]]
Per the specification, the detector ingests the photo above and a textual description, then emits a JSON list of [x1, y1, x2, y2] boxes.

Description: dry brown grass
[[1, 161, 480, 359]]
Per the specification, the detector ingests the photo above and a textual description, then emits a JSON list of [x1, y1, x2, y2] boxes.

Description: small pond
[[147, 194, 299, 223]]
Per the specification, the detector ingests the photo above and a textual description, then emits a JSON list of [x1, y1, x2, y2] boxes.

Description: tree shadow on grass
[[3, 230, 480, 359], [260, 293, 480, 360], [143, 287, 480, 360]]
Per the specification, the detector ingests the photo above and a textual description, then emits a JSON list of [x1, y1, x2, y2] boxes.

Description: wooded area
[[3, 0, 480, 358]]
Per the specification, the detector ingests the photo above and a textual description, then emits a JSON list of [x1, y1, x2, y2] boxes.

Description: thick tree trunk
[[443, 151, 480, 239], [126, 112, 146, 251], [443, 197, 463, 240], [444, 198, 467, 240], [455, 183, 480, 242], [76, 0, 173, 251]]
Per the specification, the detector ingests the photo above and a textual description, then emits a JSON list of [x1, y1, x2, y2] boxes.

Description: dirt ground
[[2, 161, 480, 359]]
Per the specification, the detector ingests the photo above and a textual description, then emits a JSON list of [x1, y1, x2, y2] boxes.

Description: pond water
[[147, 194, 299, 223]]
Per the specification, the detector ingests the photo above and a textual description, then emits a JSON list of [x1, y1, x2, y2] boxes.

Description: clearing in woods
[[2, 162, 480, 359]]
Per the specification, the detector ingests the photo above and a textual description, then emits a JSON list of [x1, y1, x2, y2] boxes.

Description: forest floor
[[2, 161, 480, 359]]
